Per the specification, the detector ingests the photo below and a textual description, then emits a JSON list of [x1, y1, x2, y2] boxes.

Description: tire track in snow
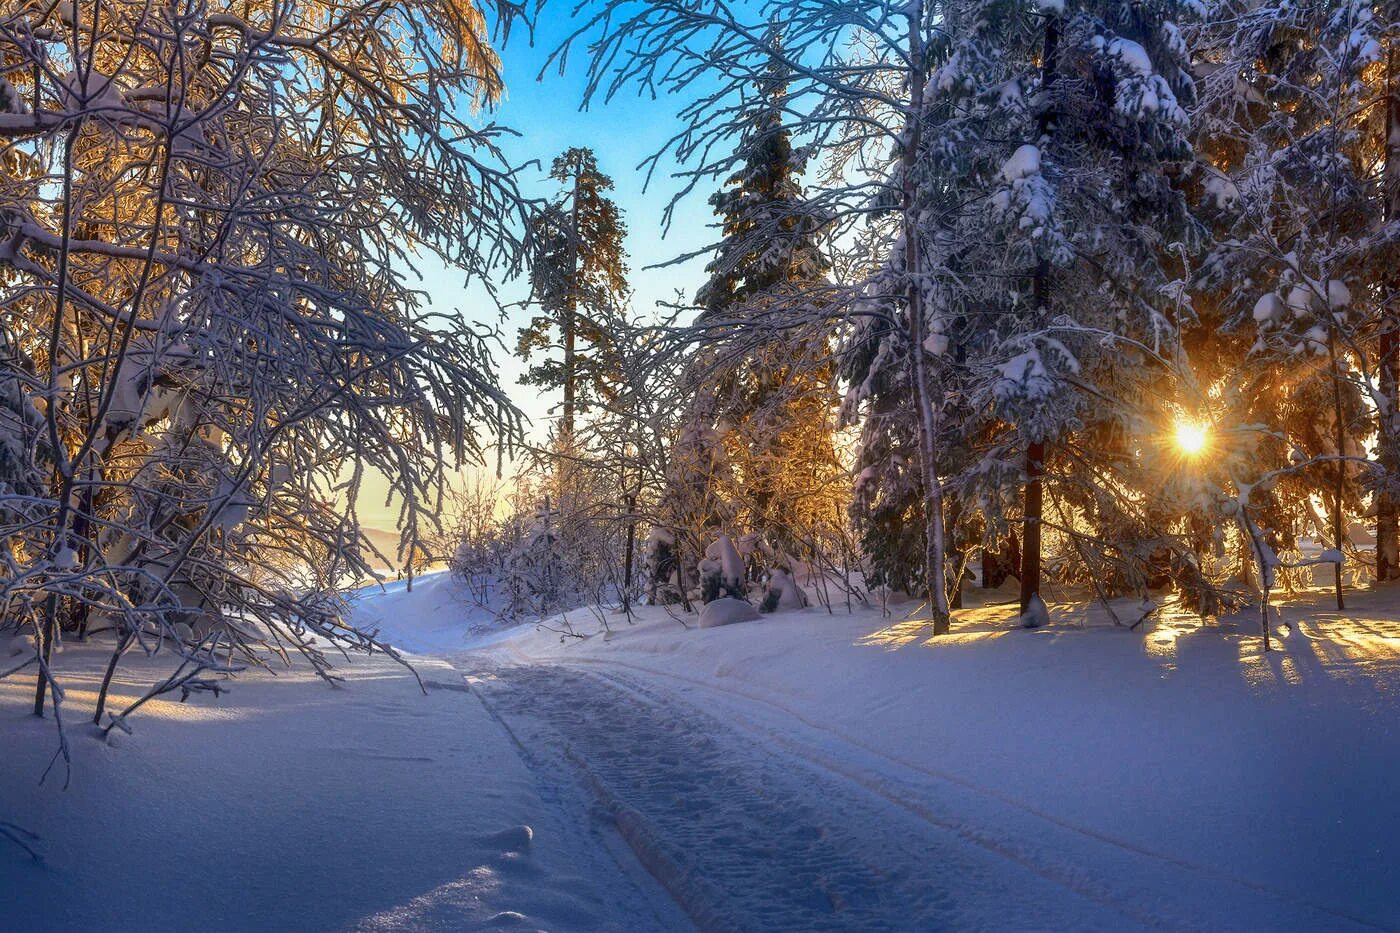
[[459, 669, 693, 933], [557, 658, 1386, 932], [469, 662, 1152, 932]]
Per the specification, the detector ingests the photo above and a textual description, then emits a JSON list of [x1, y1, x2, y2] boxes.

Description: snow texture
[[8, 576, 1400, 930], [0, 629, 682, 930], [462, 587, 1400, 930], [999, 144, 1041, 184], [699, 596, 762, 628], [1019, 592, 1049, 628]]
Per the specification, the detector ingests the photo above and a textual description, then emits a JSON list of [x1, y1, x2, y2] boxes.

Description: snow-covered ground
[[367, 575, 1400, 930], [5, 574, 1400, 929], [0, 617, 685, 931]]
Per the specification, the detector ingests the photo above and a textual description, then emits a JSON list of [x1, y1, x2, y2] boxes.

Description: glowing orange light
[[1175, 419, 1209, 456]]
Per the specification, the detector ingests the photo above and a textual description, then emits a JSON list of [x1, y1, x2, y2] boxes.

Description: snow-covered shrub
[[698, 597, 761, 628], [642, 525, 686, 606], [759, 569, 808, 613], [699, 534, 747, 604]]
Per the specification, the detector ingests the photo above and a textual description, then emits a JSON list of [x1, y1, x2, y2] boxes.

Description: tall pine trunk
[[562, 160, 581, 443], [1328, 326, 1346, 610], [1020, 441, 1045, 614], [902, 2, 951, 634], [1380, 326, 1399, 580]]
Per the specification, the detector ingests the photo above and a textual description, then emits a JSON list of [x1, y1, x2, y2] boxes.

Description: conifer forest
[[3, 0, 1400, 929]]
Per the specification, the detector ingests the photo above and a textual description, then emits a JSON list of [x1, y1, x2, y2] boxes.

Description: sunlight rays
[[1174, 419, 1209, 456]]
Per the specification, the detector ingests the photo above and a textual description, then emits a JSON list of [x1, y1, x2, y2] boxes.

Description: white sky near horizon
[[354, 10, 718, 533]]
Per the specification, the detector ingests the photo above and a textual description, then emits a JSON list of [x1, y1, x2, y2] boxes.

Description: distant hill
[[358, 527, 447, 569]]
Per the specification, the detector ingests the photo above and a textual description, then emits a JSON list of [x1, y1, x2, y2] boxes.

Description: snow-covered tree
[[1191, 0, 1396, 603], [0, 0, 529, 746], [562, 0, 969, 627], [941, 0, 1203, 616], [835, 0, 1207, 619], [544, 0, 1399, 639], [664, 41, 845, 594]]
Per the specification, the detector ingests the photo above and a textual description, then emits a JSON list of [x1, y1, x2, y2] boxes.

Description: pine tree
[[1379, 39, 1400, 581], [518, 148, 630, 442], [842, 0, 1203, 616], [1191, 0, 1391, 605], [667, 44, 841, 575], [922, 0, 1203, 615]]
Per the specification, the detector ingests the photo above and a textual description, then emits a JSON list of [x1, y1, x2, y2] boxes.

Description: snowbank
[[348, 570, 501, 654], [10, 574, 1400, 929], [698, 597, 760, 628]]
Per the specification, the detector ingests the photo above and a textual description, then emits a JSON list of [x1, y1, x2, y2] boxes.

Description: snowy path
[[468, 660, 1382, 932]]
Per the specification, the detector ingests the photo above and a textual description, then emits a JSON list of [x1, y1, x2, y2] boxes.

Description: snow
[[350, 571, 503, 653], [0, 630, 683, 930], [1328, 278, 1352, 309], [922, 328, 949, 357], [461, 589, 1400, 929], [1204, 172, 1240, 209], [1346, 28, 1382, 66], [999, 143, 1041, 183], [994, 341, 1079, 403], [1018, 591, 1049, 628], [703, 533, 746, 597], [761, 568, 807, 612], [1108, 38, 1153, 78], [8, 575, 1400, 929], [1287, 282, 1316, 316], [1252, 292, 1283, 323], [995, 349, 1053, 400], [1304, 324, 1329, 355], [698, 596, 761, 628]]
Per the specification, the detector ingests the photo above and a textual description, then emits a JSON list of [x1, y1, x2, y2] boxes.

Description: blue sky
[[422, 11, 717, 429], [361, 10, 722, 529]]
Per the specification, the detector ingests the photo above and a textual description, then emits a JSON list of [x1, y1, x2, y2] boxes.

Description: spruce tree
[[668, 46, 840, 570], [518, 148, 630, 442], [1191, 0, 1391, 604], [845, 0, 1205, 616]]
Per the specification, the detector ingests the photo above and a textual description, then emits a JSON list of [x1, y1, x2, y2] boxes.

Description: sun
[[1174, 419, 1209, 456]]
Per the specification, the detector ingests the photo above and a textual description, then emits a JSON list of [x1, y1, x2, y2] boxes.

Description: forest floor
[[3, 575, 1400, 930]]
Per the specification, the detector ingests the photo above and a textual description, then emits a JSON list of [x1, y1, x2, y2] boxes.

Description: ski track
[[470, 662, 1145, 932], [455, 675, 690, 933], [560, 658, 1389, 932], [466, 659, 1385, 933]]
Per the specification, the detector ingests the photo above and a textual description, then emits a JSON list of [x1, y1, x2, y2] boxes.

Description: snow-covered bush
[[698, 534, 747, 604]]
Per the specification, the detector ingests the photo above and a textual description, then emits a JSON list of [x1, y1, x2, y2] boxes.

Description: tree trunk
[[622, 493, 636, 614], [1328, 325, 1346, 610], [948, 497, 964, 610], [1018, 12, 1059, 618], [902, 1, 951, 635], [93, 632, 133, 725], [33, 593, 59, 716], [563, 166, 581, 443], [1377, 46, 1400, 581], [1019, 441, 1045, 615], [1380, 327, 1399, 581]]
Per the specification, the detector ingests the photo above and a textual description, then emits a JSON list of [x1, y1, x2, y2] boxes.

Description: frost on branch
[[0, 0, 530, 748]]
